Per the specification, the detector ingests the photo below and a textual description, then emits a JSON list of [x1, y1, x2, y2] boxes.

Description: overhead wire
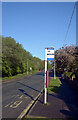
[[64, 3, 76, 46]]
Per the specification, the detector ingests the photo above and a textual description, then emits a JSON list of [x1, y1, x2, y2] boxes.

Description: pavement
[[26, 77, 78, 120]]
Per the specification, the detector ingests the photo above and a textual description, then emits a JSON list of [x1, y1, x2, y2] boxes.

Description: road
[[2, 71, 44, 119]]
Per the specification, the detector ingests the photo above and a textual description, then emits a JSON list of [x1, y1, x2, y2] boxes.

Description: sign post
[[44, 47, 54, 104], [44, 48, 47, 104]]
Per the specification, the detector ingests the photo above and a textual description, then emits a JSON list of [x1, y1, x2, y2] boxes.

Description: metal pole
[[54, 52, 56, 80], [44, 48, 47, 104]]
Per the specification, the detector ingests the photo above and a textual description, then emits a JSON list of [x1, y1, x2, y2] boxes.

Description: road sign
[[30, 67, 32, 70], [45, 48, 54, 61]]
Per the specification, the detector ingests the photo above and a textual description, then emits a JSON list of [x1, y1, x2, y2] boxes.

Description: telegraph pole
[[76, 1, 78, 46], [27, 59, 28, 75]]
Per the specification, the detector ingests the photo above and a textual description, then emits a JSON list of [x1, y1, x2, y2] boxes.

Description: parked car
[[39, 69, 42, 71]]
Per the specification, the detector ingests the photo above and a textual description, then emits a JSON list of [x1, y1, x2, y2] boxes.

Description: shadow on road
[[18, 82, 44, 104], [19, 88, 34, 100], [18, 89, 44, 105], [17, 82, 40, 93]]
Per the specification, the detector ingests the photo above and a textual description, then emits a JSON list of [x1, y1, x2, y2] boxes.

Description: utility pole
[[76, 1, 78, 46], [27, 59, 28, 75]]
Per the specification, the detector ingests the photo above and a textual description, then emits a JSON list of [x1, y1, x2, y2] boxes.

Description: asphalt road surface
[[2, 71, 44, 119]]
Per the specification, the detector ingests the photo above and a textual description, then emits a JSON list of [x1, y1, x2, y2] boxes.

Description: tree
[[55, 45, 75, 73], [2, 36, 44, 77]]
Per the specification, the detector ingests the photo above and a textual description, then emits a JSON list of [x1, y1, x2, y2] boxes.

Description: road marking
[[5, 94, 26, 108], [18, 94, 20, 96], [11, 94, 19, 99], [11, 95, 15, 98], [10, 101, 22, 108], [25, 96, 28, 99], [26, 115, 47, 118], [17, 90, 43, 119], [19, 95, 23, 99], [17, 100, 34, 119], [4, 101, 13, 108]]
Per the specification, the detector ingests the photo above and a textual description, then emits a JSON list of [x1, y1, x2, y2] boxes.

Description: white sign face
[[45, 48, 54, 61], [30, 67, 32, 70], [47, 50, 54, 54]]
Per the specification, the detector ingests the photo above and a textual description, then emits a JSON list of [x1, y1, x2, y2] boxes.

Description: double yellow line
[[16, 90, 43, 120]]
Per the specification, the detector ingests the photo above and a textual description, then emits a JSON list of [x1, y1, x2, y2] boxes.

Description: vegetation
[[55, 45, 78, 81], [63, 72, 73, 77], [47, 77, 61, 93], [2, 36, 45, 78], [1, 70, 38, 81]]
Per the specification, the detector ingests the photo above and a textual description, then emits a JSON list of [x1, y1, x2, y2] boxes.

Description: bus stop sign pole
[[44, 47, 54, 104], [44, 48, 47, 104]]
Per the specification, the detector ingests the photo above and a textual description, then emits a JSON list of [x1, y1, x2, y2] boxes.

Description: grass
[[0, 70, 39, 81], [47, 77, 61, 94], [63, 72, 75, 78]]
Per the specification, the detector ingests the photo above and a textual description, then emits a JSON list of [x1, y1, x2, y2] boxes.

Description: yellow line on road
[[10, 101, 22, 108], [19, 95, 23, 99], [26, 115, 47, 118], [11, 95, 15, 98], [17, 100, 34, 119], [4, 101, 13, 108], [16, 92, 42, 119], [25, 96, 28, 99]]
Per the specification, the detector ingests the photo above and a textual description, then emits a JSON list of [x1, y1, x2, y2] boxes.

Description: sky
[[2, 2, 76, 60]]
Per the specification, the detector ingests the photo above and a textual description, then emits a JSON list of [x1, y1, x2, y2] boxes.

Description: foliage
[[55, 45, 78, 80], [47, 61, 52, 70], [2, 36, 44, 77], [73, 47, 78, 80], [1, 70, 38, 81], [63, 72, 74, 78]]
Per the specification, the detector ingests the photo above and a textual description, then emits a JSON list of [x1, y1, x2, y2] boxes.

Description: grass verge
[[47, 77, 61, 93], [0, 70, 39, 81]]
